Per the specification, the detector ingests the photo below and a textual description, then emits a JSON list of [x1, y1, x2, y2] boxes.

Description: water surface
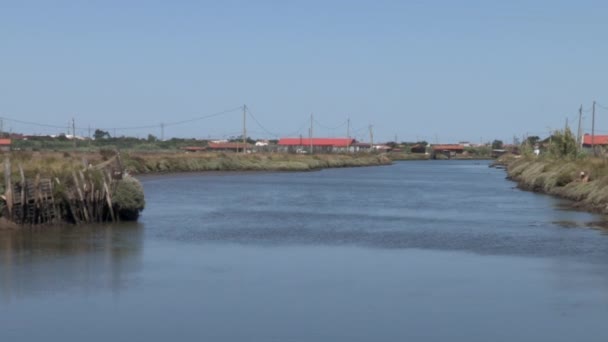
[[2, 160, 608, 341]]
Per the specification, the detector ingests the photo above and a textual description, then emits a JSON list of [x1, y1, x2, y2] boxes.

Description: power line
[[246, 107, 280, 137], [0, 106, 243, 133], [596, 102, 608, 111], [284, 119, 310, 137], [0, 116, 67, 129], [164, 106, 242, 127]]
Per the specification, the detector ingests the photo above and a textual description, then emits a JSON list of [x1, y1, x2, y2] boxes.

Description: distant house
[[207, 142, 253, 152], [582, 134, 608, 148], [0, 138, 12, 152], [431, 144, 464, 158], [278, 138, 356, 153], [352, 142, 372, 153], [373, 144, 392, 152], [410, 144, 427, 154]]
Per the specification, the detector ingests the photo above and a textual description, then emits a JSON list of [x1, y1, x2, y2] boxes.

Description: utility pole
[[160, 123, 165, 141], [346, 118, 351, 153], [242, 105, 247, 154], [72, 118, 76, 151], [369, 125, 374, 152], [347, 118, 350, 139], [592, 100, 597, 156], [0, 118, 3, 137], [577, 105, 583, 149], [309, 113, 314, 154]]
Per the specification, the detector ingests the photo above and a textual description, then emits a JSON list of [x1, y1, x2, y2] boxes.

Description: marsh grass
[[506, 155, 608, 213], [120, 152, 392, 173]]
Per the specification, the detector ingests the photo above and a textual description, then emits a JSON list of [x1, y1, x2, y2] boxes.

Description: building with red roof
[[431, 144, 465, 159], [0, 138, 12, 152], [582, 134, 608, 147]]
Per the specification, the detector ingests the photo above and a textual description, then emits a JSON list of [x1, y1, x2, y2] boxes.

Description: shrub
[[555, 171, 574, 187], [112, 175, 145, 220]]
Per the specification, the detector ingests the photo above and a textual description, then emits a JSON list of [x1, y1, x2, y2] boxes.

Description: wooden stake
[[103, 180, 116, 222], [4, 158, 12, 220]]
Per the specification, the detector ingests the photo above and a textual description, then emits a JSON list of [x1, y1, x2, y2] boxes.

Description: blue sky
[[1, 0, 607, 143]]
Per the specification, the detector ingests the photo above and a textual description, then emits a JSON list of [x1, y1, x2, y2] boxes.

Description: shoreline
[[121, 152, 393, 174], [500, 155, 608, 217]]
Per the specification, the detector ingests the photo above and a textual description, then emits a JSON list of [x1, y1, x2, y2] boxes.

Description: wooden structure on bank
[[2, 156, 123, 226]]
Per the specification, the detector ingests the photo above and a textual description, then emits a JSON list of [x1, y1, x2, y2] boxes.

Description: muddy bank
[[504, 156, 608, 215]]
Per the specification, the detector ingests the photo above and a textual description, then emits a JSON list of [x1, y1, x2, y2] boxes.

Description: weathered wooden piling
[[1, 153, 144, 226]]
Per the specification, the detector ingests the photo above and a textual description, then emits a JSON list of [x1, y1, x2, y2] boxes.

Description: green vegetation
[[1, 151, 145, 225], [498, 126, 608, 214], [505, 155, 608, 214], [113, 175, 146, 220], [501, 130, 608, 214], [13, 135, 206, 153], [492, 139, 504, 149], [121, 152, 392, 173]]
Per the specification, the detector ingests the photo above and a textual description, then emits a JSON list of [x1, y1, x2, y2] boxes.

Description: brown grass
[[506, 155, 608, 213]]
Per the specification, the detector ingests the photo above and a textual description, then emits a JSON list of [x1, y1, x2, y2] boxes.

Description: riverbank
[[121, 152, 392, 174], [503, 155, 608, 215], [1, 151, 390, 228], [1, 152, 145, 229]]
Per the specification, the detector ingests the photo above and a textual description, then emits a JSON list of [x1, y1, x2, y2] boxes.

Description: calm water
[[2, 160, 608, 341]]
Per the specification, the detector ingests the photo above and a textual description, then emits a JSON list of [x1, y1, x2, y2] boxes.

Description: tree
[[525, 136, 540, 146], [94, 129, 110, 140], [548, 128, 577, 158], [147, 134, 158, 142], [491, 139, 504, 149], [385, 141, 397, 148]]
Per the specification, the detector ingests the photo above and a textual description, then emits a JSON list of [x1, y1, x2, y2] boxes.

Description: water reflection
[[0, 223, 143, 301]]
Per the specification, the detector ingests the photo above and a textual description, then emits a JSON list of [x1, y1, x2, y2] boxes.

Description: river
[[1, 160, 608, 341]]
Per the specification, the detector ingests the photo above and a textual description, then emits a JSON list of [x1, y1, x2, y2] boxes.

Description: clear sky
[[1, 0, 607, 143]]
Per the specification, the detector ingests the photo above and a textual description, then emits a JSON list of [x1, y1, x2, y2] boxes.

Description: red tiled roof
[[432, 144, 464, 151], [583, 134, 608, 145], [278, 138, 355, 147], [0, 139, 12, 146]]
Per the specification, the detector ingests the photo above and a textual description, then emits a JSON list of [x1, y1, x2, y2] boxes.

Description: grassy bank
[[1, 152, 146, 227], [505, 155, 608, 214], [5, 151, 391, 174], [1, 151, 389, 228], [121, 152, 392, 173]]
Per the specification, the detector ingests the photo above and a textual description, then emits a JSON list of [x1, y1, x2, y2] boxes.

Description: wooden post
[[34, 174, 41, 224], [4, 158, 12, 220], [18, 164, 25, 223], [103, 180, 116, 222], [72, 171, 90, 222]]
